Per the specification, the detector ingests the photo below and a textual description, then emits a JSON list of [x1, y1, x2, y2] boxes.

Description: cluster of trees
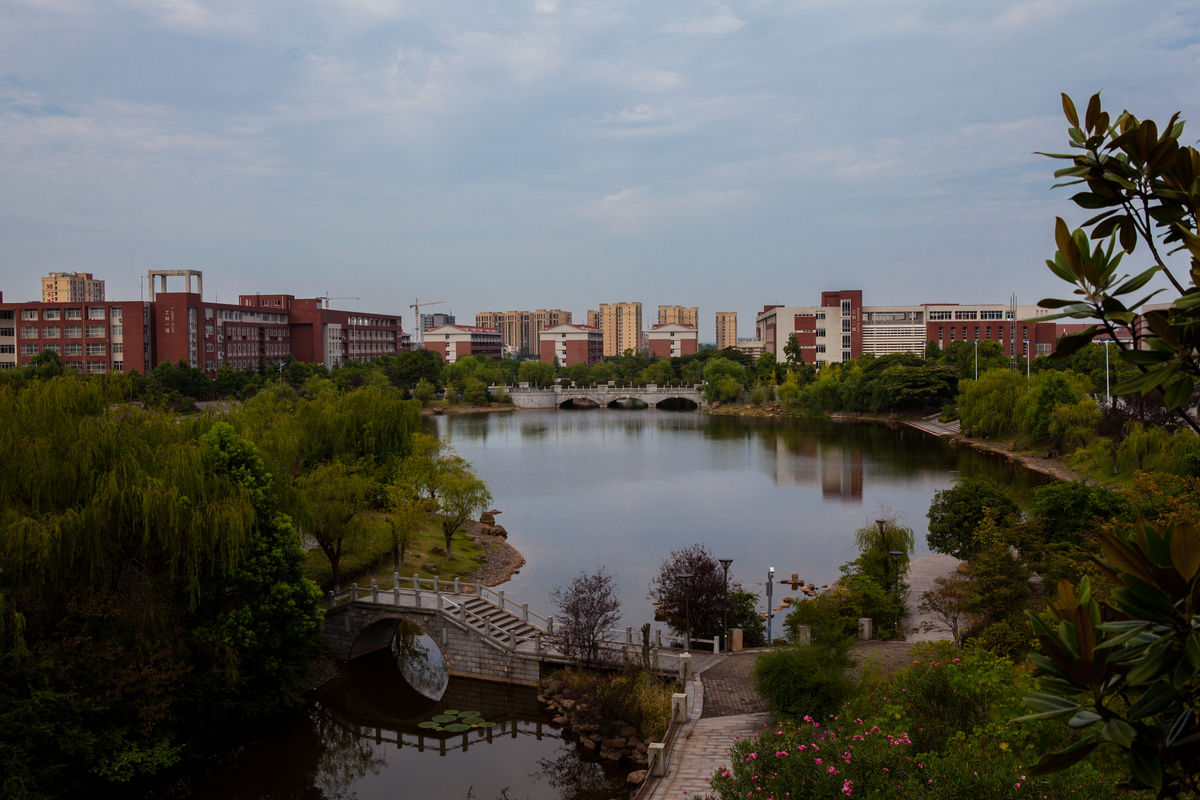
[[0, 371, 438, 798]]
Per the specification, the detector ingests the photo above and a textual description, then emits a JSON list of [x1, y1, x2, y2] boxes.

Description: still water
[[428, 409, 1050, 628], [179, 409, 1049, 800]]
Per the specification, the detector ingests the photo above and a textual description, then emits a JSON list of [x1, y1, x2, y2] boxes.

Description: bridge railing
[[328, 573, 551, 631], [597, 626, 720, 655]]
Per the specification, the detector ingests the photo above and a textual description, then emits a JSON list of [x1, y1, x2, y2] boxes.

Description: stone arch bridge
[[320, 575, 706, 687], [500, 383, 705, 410]]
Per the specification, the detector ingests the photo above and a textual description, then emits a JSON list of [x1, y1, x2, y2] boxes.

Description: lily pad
[[444, 723, 470, 732], [432, 714, 458, 723], [476, 721, 497, 728], [458, 711, 481, 718], [418, 721, 440, 729], [434, 726, 445, 731], [443, 709, 460, 715]]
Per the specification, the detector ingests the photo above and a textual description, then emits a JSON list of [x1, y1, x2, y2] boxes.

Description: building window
[[21, 309, 38, 321], [65, 325, 82, 338], [929, 311, 952, 320], [110, 307, 122, 319], [86, 343, 106, 356], [112, 361, 124, 372], [949, 327, 955, 340], [42, 326, 60, 338], [842, 334, 851, 348], [0, 328, 11, 337], [981, 310, 1003, 320], [205, 308, 213, 319], [41, 344, 60, 355], [815, 328, 825, 337], [85, 325, 105, 337], [44, 309, 61, 320], [88, 307, 105, 320], [815, 344, 826, 353], [205, 325, 213, 336], [954, 310, 977, 320], [0, 344, 13, 354], [841, 300, 851, 316], [111, 343, 123, 354], [86, 361, 106, 374], [110, 325, 122, 336], [842, 350, 852, 362], [19, 326, 37, 339], [0, 310, 11, 321], [842, 318, 851, 332], [20, 344, 38, 356], [65, 343, 82, 356], [66, 308, 82, 320], [206, 343, 214, 352]]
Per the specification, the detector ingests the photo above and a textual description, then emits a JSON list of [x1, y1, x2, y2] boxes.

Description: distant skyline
[[3, 1, 1198, 342]]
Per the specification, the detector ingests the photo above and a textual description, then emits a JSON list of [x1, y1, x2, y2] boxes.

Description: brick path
[[651, 710, 773, 799], [847, 640, 916, 680], [698, 654, 767, 718]]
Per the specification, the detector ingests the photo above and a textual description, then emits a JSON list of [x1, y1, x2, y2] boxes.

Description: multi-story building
[[715, 311, 737, 350], [1, 269, 410, 375], [539, 324, 603, 367], [647, 323, 698, 359], [0, 292, 148, 375], [734, 338, 766, 360], [475, 309, 571, 354], [755, 290, 1060, 367], [420, 312, 455, 333], [595, 302, 643, 357], [41, 271, 105, 304], [424, 325, 503, 363], [658, 305, 698, 328], [587, 309, 601, 331]]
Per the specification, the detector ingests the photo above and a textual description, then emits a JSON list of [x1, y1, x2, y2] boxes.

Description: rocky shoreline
[[536, 675, 657, 784]]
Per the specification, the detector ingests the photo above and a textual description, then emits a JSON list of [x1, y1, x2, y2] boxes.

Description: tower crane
[[409, 299, 445, 346], [322, 292, 360, 309]]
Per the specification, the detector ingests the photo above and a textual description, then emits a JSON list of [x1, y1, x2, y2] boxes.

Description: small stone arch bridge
[[321, 575, 708, 687], [500, 382, 705, 410]]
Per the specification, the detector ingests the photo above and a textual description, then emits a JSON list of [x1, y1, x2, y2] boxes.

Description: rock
[[479, 524, 494, 536], [627, 770, 647, 785], [619, 726, 637, 738], [582, 739, 596, 750], [433, 406, 444, 414], [589, 733, 603, 742], [536, 694, 545, 703], [631, 752, 648, 765], [491, 524, 507, 538], [545, 680, 564, 694], [957, 561, 971, 575], [552, 716, 568, 725], [612, 720, 630, 730], [480, 512, 496, 526], [431, 546, 446, 556], [422, 563, 437, 572], [601, 750, 622, 761], [627, 736, 641, 746], [474, 555, 487, 563], [635, 743, 648, 754], [1007, 442, 1017, 452], [603, 738, 627, 750], [560, 699, 576, 710]]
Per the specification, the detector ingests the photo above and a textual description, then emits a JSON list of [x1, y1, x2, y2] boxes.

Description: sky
[[2, 0, 1199, 342]]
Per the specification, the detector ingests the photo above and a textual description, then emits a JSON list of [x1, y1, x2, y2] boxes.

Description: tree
[[755, 352, 782, 384], [1024, 371, 1085, 443], [647, 544, 729, 643], [383, 348, 444, 388], [549, 568, 622, 667], [957, 369, 1027, 437], [413, 378, 436, 406], [783, 333, 804, 370], [434, 463, 492, 559], [385, 468, 429, 572], [1029, 480, 1131, 546], [926, 477, 1020, 559], [1018, 518, 1200, 797], [918, 574, 968, 646], [851, 517, 915, 592], [1036, 93, 1200, 435], [518, 359, 557, 387], [295, 461, 372, 593]]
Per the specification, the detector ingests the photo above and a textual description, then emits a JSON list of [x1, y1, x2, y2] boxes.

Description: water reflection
[[392, 620, 449, 701]]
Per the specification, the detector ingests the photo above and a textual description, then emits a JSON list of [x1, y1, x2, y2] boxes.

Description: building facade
[[755, 291, 1061, 367], [647, 322, 698, 359], [475, 309, 571, 354], [596, 302, 643, 357], [539, 324, 603, 367], [420, 312, 456, 333], [0, 294, 148, 375], [715, 311, 737, 350], [657, 305, 698, 328], [41, 272, 105, 304], [424, 325, 503, 363]]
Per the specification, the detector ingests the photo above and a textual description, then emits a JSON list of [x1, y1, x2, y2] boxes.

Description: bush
[[560, 665, 674, 740], [752, 641, 855, 721]]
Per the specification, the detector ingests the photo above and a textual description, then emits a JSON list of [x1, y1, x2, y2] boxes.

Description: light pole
[[719, 558, 733, 653], [1024, 339, 1031, 378], [679, 572, 693, 653], [766, 566, 775, 646], [875, 518, 888, 588], [973, 339, 978, 380], [889, 550, 904, 632]]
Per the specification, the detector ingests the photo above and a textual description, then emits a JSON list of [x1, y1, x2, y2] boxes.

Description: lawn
[[305, 510, 486, 592]]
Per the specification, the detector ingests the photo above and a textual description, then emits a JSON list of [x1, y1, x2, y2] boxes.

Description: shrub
[[752, 641, 855, 721], [560, 665, 674, 740]]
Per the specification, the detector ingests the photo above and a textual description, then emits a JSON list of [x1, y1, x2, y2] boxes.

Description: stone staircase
[[452, 595, 544, 647]]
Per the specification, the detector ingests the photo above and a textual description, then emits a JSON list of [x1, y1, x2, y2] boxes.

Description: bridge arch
[[654, 396, 699, 410]]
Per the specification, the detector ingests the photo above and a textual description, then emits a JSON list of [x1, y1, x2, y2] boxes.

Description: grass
[[305, 510, 486, 591]]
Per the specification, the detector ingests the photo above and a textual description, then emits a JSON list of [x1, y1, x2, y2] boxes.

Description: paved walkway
[[699, 654, 767, 718], [900, 553, 962, 642]]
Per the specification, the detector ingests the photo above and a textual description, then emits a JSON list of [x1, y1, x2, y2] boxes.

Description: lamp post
[[719, 558, 733, 653], [888, 550, 904, 633], [1024, 339, 1031, 378], [973, 339, 978, 380], [766, 566, 775, 646], [875, 518, 888, 589], [679, 572, 693, 653]]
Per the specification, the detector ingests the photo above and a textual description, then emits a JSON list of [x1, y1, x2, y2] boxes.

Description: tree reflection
[[533, 745, 630, 800], [392, 620, 448, 701], [311, 702, 388, 797]]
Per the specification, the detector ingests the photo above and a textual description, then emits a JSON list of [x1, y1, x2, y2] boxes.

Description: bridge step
[[457, 596, 541, 640]]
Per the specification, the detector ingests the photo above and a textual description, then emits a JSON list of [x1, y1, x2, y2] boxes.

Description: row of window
[[929, 310, 1013, 321], [20, 343, 120, 356], [17, 325, 112, 338], [19, 307, 121, 321]]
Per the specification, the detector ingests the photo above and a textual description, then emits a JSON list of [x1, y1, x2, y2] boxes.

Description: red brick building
[[239, 295, 406, 369], [424, 325, 503, 363], [647, 322, 699, 359], [0, 292, 150, 375], [538, 324, 603, 366]]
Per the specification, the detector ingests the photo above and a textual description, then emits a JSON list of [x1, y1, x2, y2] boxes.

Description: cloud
[[661, 7, 746, 35]]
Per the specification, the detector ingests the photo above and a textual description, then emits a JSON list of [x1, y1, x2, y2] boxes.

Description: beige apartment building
[[715, 311, 737, 350], [657, 305, 698, 328], [591, 302, 643, 357], [41, 272, 105, 304], [474, 309, 571, 354]]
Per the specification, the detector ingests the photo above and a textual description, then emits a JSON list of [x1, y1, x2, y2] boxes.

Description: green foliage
[[1029, 480, 1132, 546], [926, 477, 1020, 559], [1048, 397, 1101, 452], [782, 332, 804, 369], [518, 359, 557, 387], [380, 348, 444, 388], [1024, 371, 1086, 442], [962, 513, 1033, 643], [752, 641, 855, 721], [413, 378, 436, 406], [729, 588, 767, 648], [957, 369, 1028, 438], [850, 517, 915, 590]]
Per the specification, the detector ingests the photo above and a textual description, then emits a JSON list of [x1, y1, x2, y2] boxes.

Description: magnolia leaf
[[1164, 376, 1195, 409], [1099, 719, 1136, 747], [1128, 746, 1163, 790], [1125, 682, 1177, 719], [1030, 738, 1098, 776], [1169, 521, 1200, 580], [1050, 327, 1098, 359], [1067, 710, 1103, 729], [1111, 266, 1161, 297], [1019, 692, 1081, 719]]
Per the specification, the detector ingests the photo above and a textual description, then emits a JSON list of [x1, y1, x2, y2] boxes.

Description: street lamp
[[889, 550, 904, 632], [719, 558, 733, 653], [679, 573, 693, 653], [1024, 339, 1031, 378], [973, 340, 979, 380], [766, 566, 775, 646]]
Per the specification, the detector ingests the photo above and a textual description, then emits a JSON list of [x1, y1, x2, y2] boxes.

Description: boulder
[[560, 699, 576, 710], [627, 770, 647, 785], [619, 725, 637, 738], [552, 716, 568, 726], [490, 524, 508, 538], [601, 750, 622, 761], [635, 743, 648, 754], [479, 524, 494, 536], [582, 739, 596, 750], [422, 563, 437, 572], [603, 738, 627, 750], [430, 546, 446, 556], [480, 512, 496, 526]]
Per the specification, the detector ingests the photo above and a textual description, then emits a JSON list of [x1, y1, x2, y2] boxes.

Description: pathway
[[900, 553, 962, 642]]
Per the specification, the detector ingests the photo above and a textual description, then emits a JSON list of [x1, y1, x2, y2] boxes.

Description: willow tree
[[296, 460, 373, 593]]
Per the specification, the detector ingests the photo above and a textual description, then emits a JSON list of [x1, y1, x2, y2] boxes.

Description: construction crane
[[322, 292, 360, 309], [409, 299, 445, 346]]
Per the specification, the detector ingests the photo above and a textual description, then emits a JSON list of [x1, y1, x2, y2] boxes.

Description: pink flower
[[842, 779, 854, 797]]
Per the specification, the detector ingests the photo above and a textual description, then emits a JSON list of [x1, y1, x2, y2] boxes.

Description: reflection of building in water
[[770, 437, 862, 502]]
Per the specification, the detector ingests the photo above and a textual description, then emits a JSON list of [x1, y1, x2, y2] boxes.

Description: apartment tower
[[41, 272, 105, 304], [657, 305, 698, 328], [596, 302, 643, 357], [715, 311, 737, 350]]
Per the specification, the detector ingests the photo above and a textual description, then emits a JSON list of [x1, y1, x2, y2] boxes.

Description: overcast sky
[[2, 0, 1198, 341]]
